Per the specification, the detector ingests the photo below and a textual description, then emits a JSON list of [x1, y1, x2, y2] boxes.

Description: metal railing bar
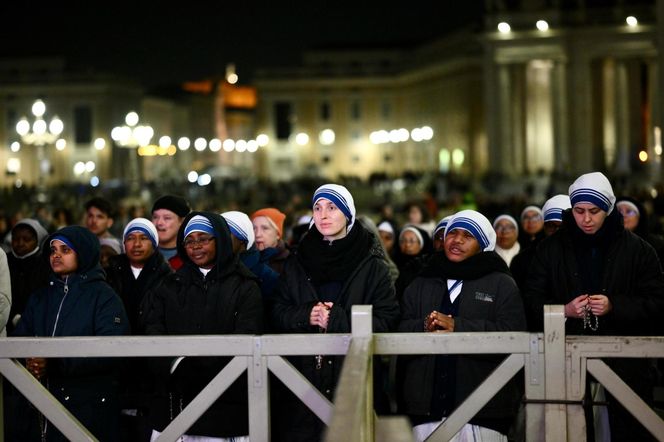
[[267, 355, 333, 424], [0, 358, 96, 441], [155, 356, 248, 442], [587, 358, 664, 441], [426, 353, 525, 441]]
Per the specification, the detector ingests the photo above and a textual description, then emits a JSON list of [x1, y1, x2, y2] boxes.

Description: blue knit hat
[[569, 172, 615, 214], [50, 235, 76, 253], [312, 183, 356, 232], [184, 215, 216, 238], [445, 210, 496, 252], [123, 217, 159, 249]]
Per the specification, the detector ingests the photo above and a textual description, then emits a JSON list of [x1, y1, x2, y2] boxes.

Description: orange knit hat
[[251, 208, 286, 237]]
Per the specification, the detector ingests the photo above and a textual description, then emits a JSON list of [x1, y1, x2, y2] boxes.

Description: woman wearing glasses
[[144, 212, 263, 441]]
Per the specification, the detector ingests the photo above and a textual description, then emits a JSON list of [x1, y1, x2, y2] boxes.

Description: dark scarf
[[296, 222, 371, 284], [568, 209, 622, 294], [419, 249, 510, 280]]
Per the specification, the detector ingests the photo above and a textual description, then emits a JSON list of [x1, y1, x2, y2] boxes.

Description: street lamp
[[111, 111, 153, 188], [15, 99, 64, 193]]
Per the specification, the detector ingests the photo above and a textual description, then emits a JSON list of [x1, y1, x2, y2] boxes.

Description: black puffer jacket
[[144, 212, 263, 438], [524, 209, 664, 334]]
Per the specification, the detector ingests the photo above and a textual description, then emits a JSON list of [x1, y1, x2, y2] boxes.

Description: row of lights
[[497, 16, 640, 33], [369, 126, 434, 145]]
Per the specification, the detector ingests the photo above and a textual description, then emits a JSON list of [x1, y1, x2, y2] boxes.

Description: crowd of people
[[0, 171, 663, 441]]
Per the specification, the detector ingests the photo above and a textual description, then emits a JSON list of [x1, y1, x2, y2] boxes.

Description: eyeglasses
[[399, 238, 420, 245], [618, 209, 638, 217], [495, 225, 516, 233], [183, 236, 215, 248]]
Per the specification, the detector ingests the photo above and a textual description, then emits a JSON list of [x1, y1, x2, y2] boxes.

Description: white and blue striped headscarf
[[444, 210, 496, 252], [184, 215, 216, 238], [221, 211, 255, 249], [312, 183, 356, 232], [433, 215, 453, 237], [123, 217, 159, 248], [569, 172, 615, 214], [542, 194, 571, 222]]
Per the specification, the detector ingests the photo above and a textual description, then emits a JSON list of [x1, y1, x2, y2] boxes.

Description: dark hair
[[84, 197, 115, 218]]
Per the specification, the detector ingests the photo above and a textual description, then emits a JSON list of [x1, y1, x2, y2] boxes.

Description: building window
[[350, 100, 361, 121], [319, 101, 331, 121], [274, 102, 292, 140], [74, 106, 92, 145]]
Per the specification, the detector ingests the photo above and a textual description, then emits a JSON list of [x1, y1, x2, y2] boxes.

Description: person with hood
[[251, 207, 291, 274], [144, 212, 263, 441], [12, 226, 129, 441], [105, 217, 172, 441], [615, 196, 664, 265], [518, 205, 545, 248], [493, 214, 520, 266], [6, 218, 50, 333], [397, 210, 526, 441], [524, 172, 664, 441], [271, 184, 400, 441], [394, 225, 434, 302]]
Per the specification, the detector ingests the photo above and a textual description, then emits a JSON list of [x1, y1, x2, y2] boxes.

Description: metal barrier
[[1, 305, 663, 441]]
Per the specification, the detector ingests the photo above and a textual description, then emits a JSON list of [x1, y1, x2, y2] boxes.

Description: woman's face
[[378, 230, 395, 252], [521, 210, 544, 236], [183, 232, 217, 268], [432, 229, 446, 252], [444, 228, 481, 262], [399, 230, 423, 256], [313, 198, 348, 241], [572, 203, 607, 235], [408, 206, 423, 224], [124, 231, 154, 267], [617, 202, 639, 232], [252, 216, 280, 250], [49, 240, 78, 276], [495, 220, 518, 249], [11, 225, 38, 257]]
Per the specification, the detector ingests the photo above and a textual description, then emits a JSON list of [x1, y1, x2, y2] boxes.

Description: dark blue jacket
[[14, 225, 129, 441]]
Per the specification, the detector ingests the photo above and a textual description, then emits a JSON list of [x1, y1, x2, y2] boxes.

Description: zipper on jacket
[[51, 275, 69, 337]]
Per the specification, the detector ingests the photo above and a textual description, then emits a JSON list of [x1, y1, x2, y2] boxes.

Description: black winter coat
[[524, 210, 664, 335], [271, 226, 400, 441], [398, 258, 526, 434], [144, 212, 263, 438]]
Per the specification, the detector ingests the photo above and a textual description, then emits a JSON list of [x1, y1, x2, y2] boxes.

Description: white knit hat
[[123, 217, 159, 248], [312, 183, 356, 232], [221, 211, 255, 249], [445, 209, 496, 252], [542, 194, 572, 222], [569, 172, 615, 214]]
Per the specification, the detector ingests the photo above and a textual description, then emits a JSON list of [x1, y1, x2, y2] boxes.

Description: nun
[[271, 183, 400, 441], [524, 171, 664, 441], [493, 214, 520, 266], [398, 209, 526, 442]]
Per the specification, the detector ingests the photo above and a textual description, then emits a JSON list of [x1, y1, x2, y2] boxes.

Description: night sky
[[1, 2, 484, 88]]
